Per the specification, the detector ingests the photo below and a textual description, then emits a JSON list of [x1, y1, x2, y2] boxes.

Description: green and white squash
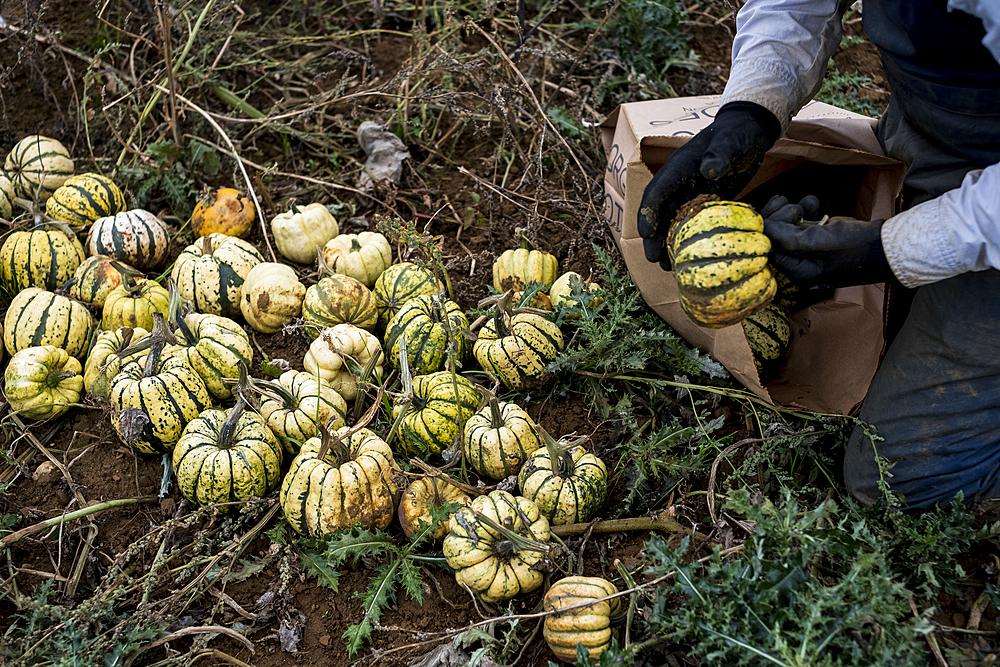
[[397, 476, 473, 541], [5, 345, 83, 420], [303, 323, 384, 401], [393, 371, 479, 458], [4, 286, 94, 359], [279, 425, 400, 536], [87, 209, 171, 270], [173, 367, 283, 506], [384, 294, 470, 375], [543, 576, 622, 663], [320, 231, 392, 287], [109, 315, 212, 454], [46, 173, 126, 226], [257, 369, 347, 454], [0, 227, 85, 295], [84, 326, 149, 398], [171, 234, 265, 319], [172, 312, 253, 400], [493, 247, 558, 293], [68, 255, 131, 308], [442, 490, 551, 603], [101, 274, 170, 332], [270, 203, 339, 264], [4, 135, 74, 201], [0, 171, 14, 219], [742, 302, 791, 381], [473, 303, 564, 390], [669, 201, 777, 328], [464, 395, 542, 480], [518, 428, 608, 526], [302, 271, 378, 335], [371, 262, 444, 327], [239, 262, 306, 334]]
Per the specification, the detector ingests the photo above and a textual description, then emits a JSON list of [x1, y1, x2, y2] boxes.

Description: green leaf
[[298, 549, 341, 591]]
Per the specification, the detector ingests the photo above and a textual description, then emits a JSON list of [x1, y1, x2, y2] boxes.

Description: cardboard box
[[600, 96, 908, 415]]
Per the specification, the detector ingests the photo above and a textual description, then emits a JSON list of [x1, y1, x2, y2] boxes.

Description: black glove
[[762, 195, 893, 288], [637, 101, 781, 269]]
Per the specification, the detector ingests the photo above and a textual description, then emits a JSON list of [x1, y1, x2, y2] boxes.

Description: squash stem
[[487, 395, 504, 429], [216, 361, 252, 450], [537, 425, 572, 479], [314, 422, 351, 466], [166, 278, 198, 344], [45, 370, 79, 388], [139, 313, 176, 378], [473, 511, 551, 558], [201, 235, 214, 257]]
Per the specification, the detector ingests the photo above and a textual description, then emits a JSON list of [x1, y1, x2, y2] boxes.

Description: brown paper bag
[[600, 96, 907, 415]]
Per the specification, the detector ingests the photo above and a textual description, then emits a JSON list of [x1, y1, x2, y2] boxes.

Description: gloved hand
[[637, 101, 781, 269], [762, 195, 894, 288]]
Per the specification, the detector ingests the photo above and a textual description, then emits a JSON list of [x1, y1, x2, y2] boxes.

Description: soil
[[0, 2, 989, 667]]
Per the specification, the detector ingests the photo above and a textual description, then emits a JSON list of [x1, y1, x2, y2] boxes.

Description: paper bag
[[600, 96, 907, 415]]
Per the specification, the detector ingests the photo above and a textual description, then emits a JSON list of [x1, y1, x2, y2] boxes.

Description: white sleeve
[[720, 0, 855, 131], [881, 166, 1000, 287]]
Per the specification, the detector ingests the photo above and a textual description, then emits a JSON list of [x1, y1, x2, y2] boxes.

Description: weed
[[600, 0, 693, 99], [628, 490, 934, 666], [117, 139, 220, 219], [817, 63, 884, 117]]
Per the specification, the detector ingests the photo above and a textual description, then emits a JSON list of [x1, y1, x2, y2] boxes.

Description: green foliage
[[546, 106, 585, 139], [304, 502, 458, 656], [550, 245, 726, 381], [817, 62, 884, 118], [117, 139, 220, 219], [635, 490, 933, 666], [604, 0, 692, 96], [1, 581, 166, 666]]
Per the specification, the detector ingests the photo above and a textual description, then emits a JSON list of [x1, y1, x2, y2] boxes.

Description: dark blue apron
[[843, 0, 1000, 510]]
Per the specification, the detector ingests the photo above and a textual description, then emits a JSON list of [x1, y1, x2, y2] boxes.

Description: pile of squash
[[0, 134, 621, 662]]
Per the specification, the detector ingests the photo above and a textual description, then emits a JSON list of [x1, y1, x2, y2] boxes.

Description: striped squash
[[171, 234, 264, 318], [0, 227, 85, 295], [102, 276, 170, 332], [84, 326, 149, 398], [320, 231, 392, 287], [517, 428, 608, 526], [669, 201, 777, 328], [173, 312, 252, 400], [303, 323, 384, 401], [0, 171, 14, 219], [464, 396, 542, 480], [4, 287, 94, 359], [493, 248, 558, 293], [5, 345, 84, 421], [543, 576, 621, 663], [302, 273, 378, 335], [442, 490, 550, 602], [87, 209, 171, 270], [4, 135, 74, 201], [279, 425, 400, 536], [741, 302, 791, 381], [397, 477, 472, 541], [173, 393, 283, 506], [371, 262, 444, 327], [393, 371, 479, 457], [258, 370, 347, 454], [68, 255, 130, 307], [473, 311, 564, 390], [384, 294, 469, 375], [110, 330, 212, 454], [46, 173, 126, 226]]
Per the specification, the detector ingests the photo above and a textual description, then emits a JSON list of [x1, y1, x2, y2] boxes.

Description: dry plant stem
[[157, 1, 182, 147], [464, 19, 596, 220], [124, 625, 255, 667], [409, 458, 488, 497], [0, 497, 158, 549], [910, 596, 949, 667], [707, 437, 766, 525], [550, 515, 709, 541], [152, 85, 275, 262]]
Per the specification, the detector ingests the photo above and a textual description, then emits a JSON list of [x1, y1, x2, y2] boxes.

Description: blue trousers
[[843, 99, 1000, 510]]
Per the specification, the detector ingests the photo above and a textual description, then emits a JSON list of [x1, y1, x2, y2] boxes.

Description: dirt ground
[[0, 2, 922, 666]]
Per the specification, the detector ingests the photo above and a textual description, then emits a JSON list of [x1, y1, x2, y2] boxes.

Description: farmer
[[636, 1, 1000, 511]]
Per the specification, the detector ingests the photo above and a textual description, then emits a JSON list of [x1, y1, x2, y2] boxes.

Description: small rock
[[319, 634, 330, 646]]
